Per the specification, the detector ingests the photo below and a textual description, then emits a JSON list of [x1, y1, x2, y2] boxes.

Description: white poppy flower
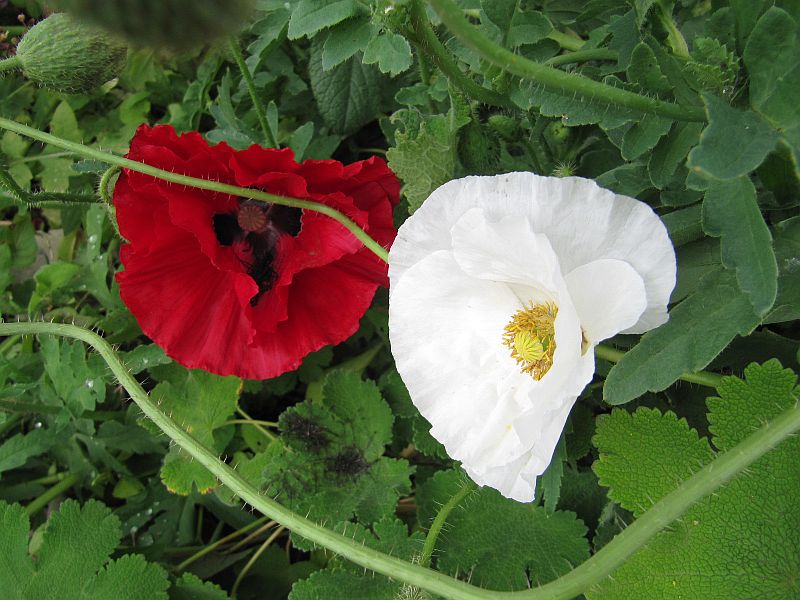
[[388, 173, 676, 502]]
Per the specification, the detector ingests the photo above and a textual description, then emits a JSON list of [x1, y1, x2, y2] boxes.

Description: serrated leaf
[[590, 361, 800, 599], [603, 269, 760, 405], [321, 18, 373, 71], [627, 42, 671, 95], [362, 32, 413, 76], [154, 370, 241, 495], [171, 572, 230, 600], [702, 176, 778, 315], [263, 372, 410, 530], [309, 40, 382, 135], [648, 121, 704, 188], [743, 7, 800, 130], [416, 469, 589, 590], [593, 408, 713, 516], [0, 499, 170, 599], [287, 0, 362, 40], [688, 93, 778, 180], [40, 335, 106, 418]]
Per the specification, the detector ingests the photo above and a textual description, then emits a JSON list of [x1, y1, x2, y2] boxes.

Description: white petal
[[565, 259, 648, 345], [389, 173, 675, 333], [449, 208, 561, 294]]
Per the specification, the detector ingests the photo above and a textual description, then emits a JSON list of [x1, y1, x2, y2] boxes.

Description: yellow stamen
[[502, 302, 557, 380]]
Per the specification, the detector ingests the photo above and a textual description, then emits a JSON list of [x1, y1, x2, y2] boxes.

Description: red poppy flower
[[114, 125, 399, 379]]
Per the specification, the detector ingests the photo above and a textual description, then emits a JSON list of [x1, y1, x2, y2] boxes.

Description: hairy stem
[[0, 55, 22, 74], [420, 478, 476, 568], [228, 36, 279, 148], [0, 117, 389, 263], [427, 0, 706, 122], [4, 321, 799, 599], [406, 0, 513, 108], [595, 345, 724, 388]]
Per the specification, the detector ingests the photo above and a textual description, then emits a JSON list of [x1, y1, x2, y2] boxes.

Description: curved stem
[[655, 3, 689, 59], [427, 0, 706, 123], [25, 472, 81, 517], [228, 36, 279, 148], [546, 48, 618, 67], [0, 56, 22, 74], [420, 478, 476, 568], [176, 515, 272, 572], [595, 345, 724, 388], [5, 321, 800, 599], [406, 0, 513, 109], [1, 168, 97, 207], [546, 30, 584, 52], [0, 117, 389, 263], [231, 526, 286, 598]]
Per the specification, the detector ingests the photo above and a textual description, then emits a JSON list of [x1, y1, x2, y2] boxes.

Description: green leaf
[[765, 216, 800, 323], [28, 261, 81, 313], [626, 43, 671, 95], [620, 114, 673, 160], [416, 469, 589, 590], [387, 97, 470, 212], [702, 176, 778, 315], [743, 7, 800, 130], [0, 429, 54, 479], [590, 361, 800, 599], [509, 10, 553, 46], [321, 18, 373, 71], [40, 334, 106, 418], [603, 269, 760, 405], [49, 101, 82, 142], [661, 204, 702, 247], [262, 371, 411, 532], [309, 40, 382, 135], [648, 121, 704, 189], [153, 370, 241, 495], [688, 93, 778, 180], [540, 432, 566, 513], [0, 499, 169, 599], [593, 408, 713, 517], [171, 572, 230, 599], [287, 0, 363, 40], [39, 157, 75, 193], [362, 32, 413, 76]]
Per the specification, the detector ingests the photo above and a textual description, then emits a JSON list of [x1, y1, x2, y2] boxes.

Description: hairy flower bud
[[12, 13, 126, 93]]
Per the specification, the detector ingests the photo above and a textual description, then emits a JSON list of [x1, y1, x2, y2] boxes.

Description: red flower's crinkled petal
[[114, 124, 400, 379]]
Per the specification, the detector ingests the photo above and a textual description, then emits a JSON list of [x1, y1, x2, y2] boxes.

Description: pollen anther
[[502, 302, 557, 380]]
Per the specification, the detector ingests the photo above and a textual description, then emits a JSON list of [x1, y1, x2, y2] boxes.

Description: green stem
[[0, 117, 389, 263], [546, 48, 618, 67], [228, 36, 278, 148], [1, 167, 99, 207], [25, 472, 81, 516], [236, 406, 277, 441], [231, 526, 286, 598], [420, 479, 476, 568], [0, 56, 22, 74], [594, 345, 724, 388], [5, 323, 799, 600], [407, 0, 513, 108], [98, 165, 122, 237], [546, 30, 584, 52], [176, 515, 272, 572], [427, 0, 706, 122]]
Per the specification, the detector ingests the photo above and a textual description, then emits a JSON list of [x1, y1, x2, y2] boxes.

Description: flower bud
[[50, 0, 255, 51], [13, 13, 126, 93]]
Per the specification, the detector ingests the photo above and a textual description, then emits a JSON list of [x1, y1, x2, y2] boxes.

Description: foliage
[[0, 0, 799, 598]]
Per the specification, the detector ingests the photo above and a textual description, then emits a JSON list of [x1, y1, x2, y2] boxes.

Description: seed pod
[[12, 13, 127, 93], [50, 0, 255, 51]]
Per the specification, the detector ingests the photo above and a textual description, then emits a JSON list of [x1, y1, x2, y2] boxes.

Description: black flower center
[[213, 200, 302, 307]]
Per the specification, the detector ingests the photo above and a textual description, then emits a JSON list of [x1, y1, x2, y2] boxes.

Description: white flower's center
[[502, 302, 558, 380]]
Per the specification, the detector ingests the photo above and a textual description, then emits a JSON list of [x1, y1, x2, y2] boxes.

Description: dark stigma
[[245, 232, 278, 307]]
